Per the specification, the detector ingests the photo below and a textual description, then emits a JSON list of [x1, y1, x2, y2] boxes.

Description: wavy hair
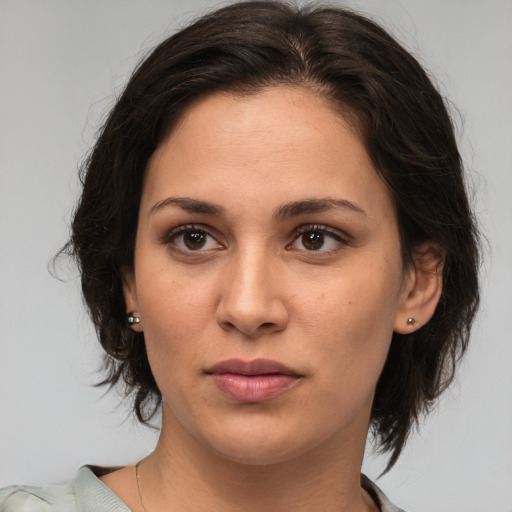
[[67, 1, 480, 471]]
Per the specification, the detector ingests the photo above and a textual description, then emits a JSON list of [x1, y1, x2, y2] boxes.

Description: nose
[[215, 249, 289, 338]]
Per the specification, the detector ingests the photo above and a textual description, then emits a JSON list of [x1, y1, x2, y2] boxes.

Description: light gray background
[[1, 1, 511, 510]]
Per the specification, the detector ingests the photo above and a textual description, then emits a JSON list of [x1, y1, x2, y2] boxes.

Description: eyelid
[[287, 224, 350, 252], [161, 223, 224, 252], [160, 223, 349, 255]]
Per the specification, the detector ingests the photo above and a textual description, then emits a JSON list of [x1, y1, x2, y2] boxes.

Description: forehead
[[143, 86, 394, 221]]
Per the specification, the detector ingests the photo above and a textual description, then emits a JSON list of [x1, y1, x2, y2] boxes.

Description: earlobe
[[122, 269, 143, 332], [394, 241, 445, 334]]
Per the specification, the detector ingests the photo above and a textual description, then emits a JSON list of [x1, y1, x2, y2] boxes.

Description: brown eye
[[302, 231, 324, 250], [287, 225, 348, 254], [168, 226, 222, 252], [184, 231, 207, 250]]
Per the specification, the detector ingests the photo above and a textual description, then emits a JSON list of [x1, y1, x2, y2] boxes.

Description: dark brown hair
[[68, 1, 480, 470]]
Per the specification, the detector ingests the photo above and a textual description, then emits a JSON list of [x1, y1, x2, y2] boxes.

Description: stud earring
[[407, 317, 416, 326], [127, 312, 141, 325]]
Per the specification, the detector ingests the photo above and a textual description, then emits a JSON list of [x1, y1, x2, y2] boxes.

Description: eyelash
[[163, 224, 223, 254], [162, 223, 349, 255], [287, 224, 349, 254]]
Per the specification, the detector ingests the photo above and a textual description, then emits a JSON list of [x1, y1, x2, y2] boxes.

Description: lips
[[206, 359, 301, 402]]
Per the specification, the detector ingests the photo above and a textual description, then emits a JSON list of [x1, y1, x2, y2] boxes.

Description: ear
[[122, 268, 143, 332], [394, 241, 445, 334]]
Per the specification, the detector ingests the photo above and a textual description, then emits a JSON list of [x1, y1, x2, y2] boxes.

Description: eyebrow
[[149, 196, 366, 219], [150, 197, 225, 216], [273, 198, 366, 220]]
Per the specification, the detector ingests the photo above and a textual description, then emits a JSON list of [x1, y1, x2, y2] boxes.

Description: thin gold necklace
[[135, 460, 150, 512], [135, 458, 378, 512]]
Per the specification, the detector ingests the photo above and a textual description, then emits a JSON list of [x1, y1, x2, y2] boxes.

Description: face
[[124, 87, 415, 466]]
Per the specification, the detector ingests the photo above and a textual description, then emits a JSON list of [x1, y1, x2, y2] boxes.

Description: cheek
[[137, 253, 215, 328], [134, 265, 216, 379], [300, 257, 404, 382], [292, 281, 399, 434]]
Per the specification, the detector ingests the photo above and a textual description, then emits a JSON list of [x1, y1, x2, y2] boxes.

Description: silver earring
[[407, 317, 416, 326], [127, 312, 141, 325]]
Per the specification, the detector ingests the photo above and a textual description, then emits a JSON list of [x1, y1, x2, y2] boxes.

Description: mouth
[[206, 359, 302, 402]]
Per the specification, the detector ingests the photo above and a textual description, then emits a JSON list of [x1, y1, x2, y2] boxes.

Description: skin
[[102, 86, 443, 512]]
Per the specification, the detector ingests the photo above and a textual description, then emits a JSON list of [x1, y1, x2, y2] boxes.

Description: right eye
[[167, 225, 223, 252]]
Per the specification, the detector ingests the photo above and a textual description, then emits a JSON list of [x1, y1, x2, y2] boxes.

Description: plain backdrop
[[1, 1, 511, 511]]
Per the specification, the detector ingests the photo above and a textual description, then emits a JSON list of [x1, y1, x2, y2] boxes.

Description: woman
[[0, 1, 480, 511]]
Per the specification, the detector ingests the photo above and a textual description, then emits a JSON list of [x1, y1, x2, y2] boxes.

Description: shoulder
[[0, 479, 77, 512], [0, 467, 130, 512], [361, 474, 407, 512]]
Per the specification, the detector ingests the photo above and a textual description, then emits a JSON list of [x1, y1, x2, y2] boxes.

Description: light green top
[[0, 467, 405, 512]]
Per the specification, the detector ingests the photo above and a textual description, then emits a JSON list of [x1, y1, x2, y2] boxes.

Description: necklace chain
[[135, 460, 150, 512], [135, 458, 377, 512]]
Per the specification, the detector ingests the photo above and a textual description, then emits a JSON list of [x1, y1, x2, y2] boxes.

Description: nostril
[[215, 293, 289, 337], [222, 321, 274, 330]]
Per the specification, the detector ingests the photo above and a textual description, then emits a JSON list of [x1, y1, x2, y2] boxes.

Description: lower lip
[[211, 374, 300, 402]]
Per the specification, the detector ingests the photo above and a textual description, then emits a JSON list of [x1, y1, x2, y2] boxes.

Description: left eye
[[289, 227, 347, 252], [170, 227, 221, 251]]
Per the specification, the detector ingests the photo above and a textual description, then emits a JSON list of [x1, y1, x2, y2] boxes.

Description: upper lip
[[206, 358, 300, 376]]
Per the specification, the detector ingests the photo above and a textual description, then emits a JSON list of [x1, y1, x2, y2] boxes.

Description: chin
[[198, 419, 322, 467], [212, 439, 303, 466]]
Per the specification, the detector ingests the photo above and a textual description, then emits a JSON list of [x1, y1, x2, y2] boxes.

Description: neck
[[137, 404, 376, 512]]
